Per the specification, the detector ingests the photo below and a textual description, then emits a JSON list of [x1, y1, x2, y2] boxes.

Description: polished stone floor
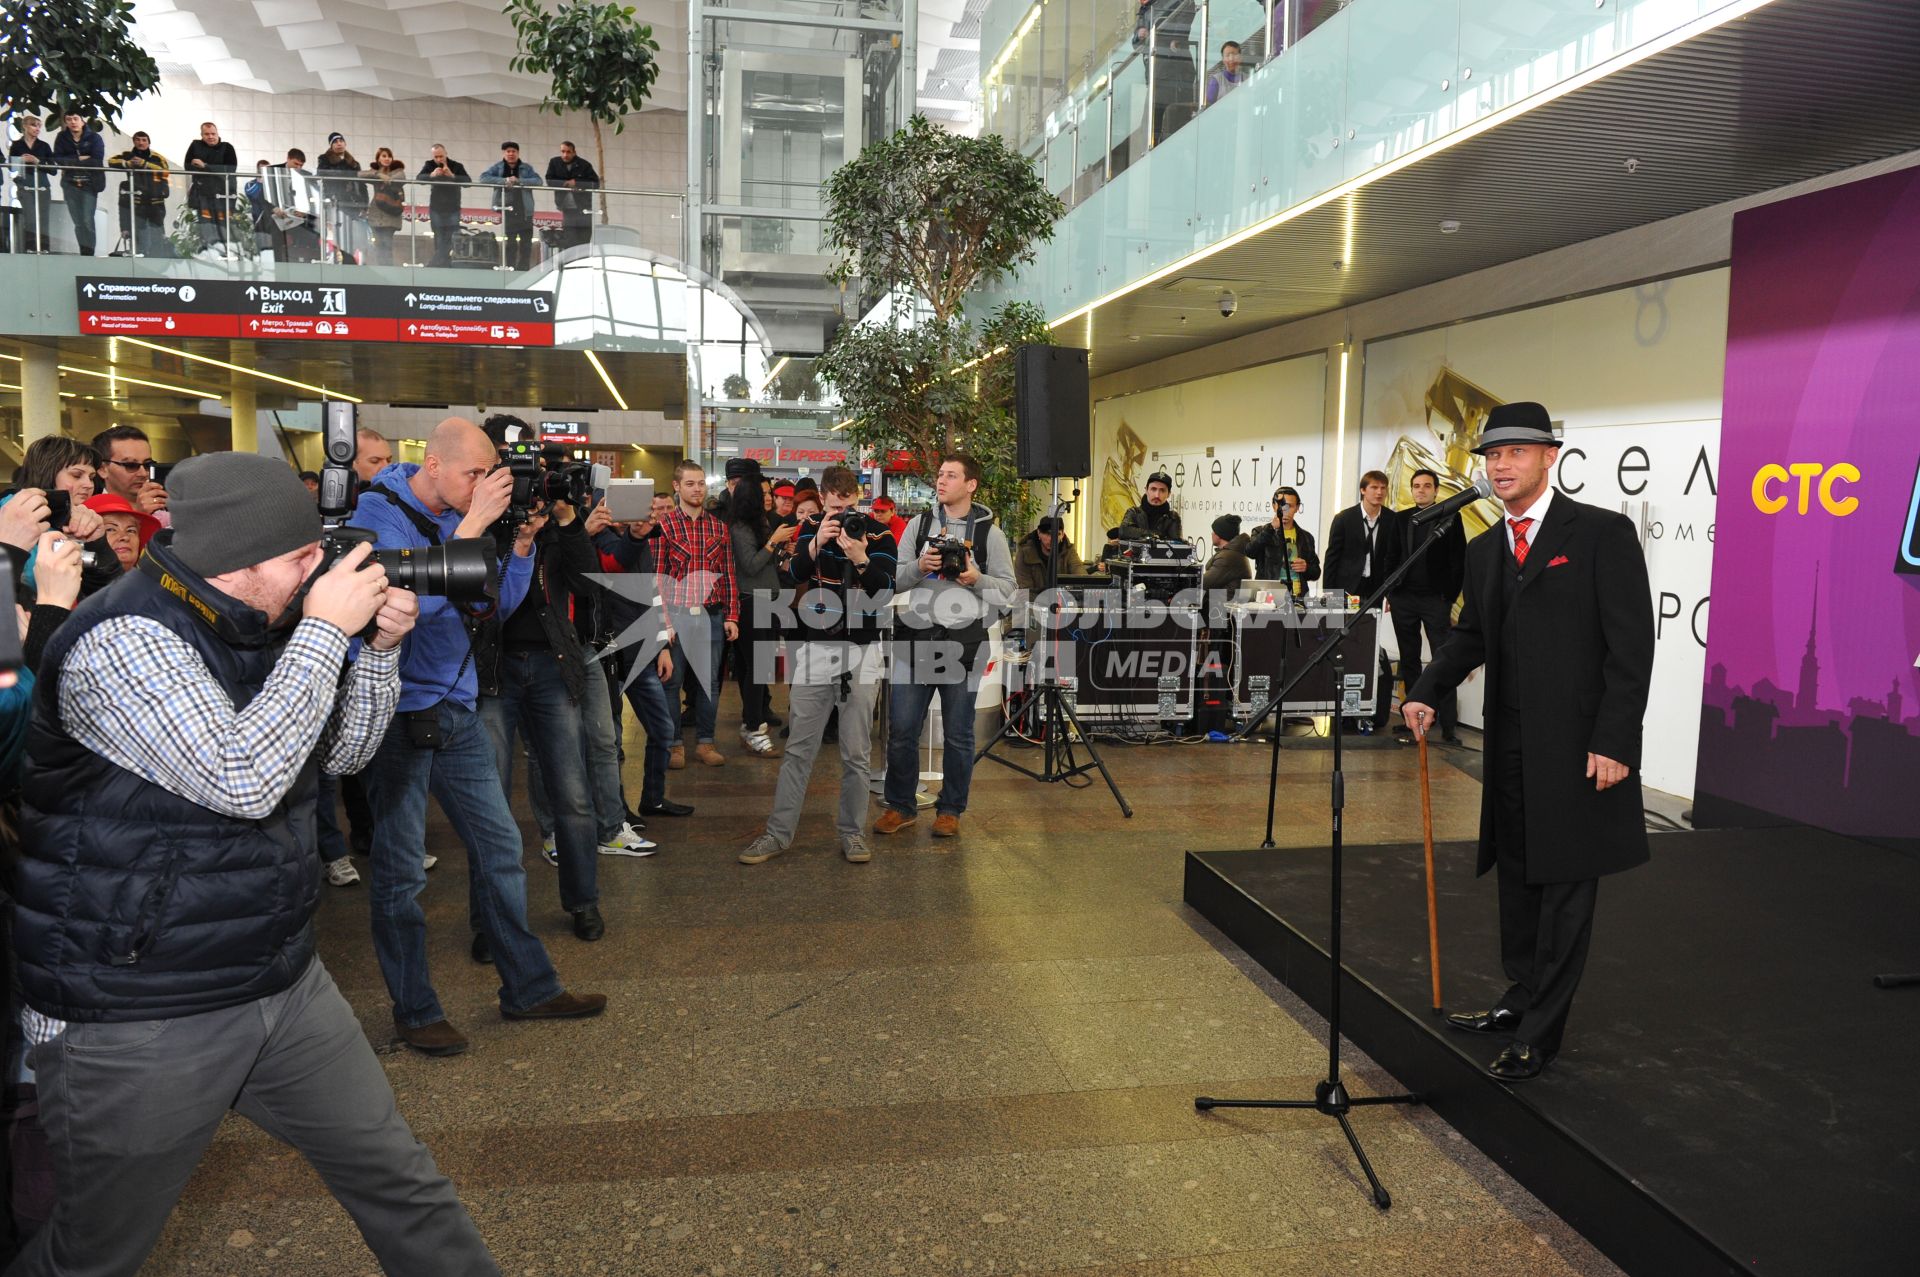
[[144, 701, 1621, 1276]]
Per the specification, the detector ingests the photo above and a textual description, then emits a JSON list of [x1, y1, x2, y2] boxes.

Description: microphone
[[1408, 476, 1493, 527]]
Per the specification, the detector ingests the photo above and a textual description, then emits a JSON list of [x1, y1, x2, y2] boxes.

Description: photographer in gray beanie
[[8, 451, 504, 1275]]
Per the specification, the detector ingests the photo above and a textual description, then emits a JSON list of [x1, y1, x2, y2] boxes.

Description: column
[[229, 375, 258, 454], [20, 344, 61, 443]]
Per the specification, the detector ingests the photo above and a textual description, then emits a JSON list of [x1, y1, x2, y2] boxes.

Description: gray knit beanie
[[169, 452, 323, 577]]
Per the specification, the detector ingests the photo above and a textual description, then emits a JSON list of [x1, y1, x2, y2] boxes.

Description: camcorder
[[926, 534, 971, 580], [311, 412, 499, 621], [491, 440, 596, 545]]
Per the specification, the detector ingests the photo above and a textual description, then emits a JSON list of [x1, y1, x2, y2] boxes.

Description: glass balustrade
[[979, 0, 1754, 317], [0, 166, 685, 274]]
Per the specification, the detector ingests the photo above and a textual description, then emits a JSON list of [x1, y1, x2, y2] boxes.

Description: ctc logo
[[1751, 462, 1860, 516]]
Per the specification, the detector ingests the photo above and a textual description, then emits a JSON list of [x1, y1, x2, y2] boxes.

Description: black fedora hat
[[1473, 401, 1558, 453]]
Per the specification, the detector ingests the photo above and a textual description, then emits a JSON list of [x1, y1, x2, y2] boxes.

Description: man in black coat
[[546, 140, 600, 252], [1389, 468, 1468, 744], [1323, 469, 1399, 731], [1403, 402, 1655, 1082]]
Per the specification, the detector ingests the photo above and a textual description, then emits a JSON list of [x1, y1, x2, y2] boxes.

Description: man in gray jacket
[[875, 453, 1016, 840]]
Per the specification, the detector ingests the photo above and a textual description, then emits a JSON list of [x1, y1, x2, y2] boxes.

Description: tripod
[[1196, 513, 1463, 1210], [976, 481, 1133, 818]]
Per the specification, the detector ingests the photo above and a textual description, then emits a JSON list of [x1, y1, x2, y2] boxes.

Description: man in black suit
[[1403, 402, 1655, 1082], [1390, 468, 1468, 744], [1323, 470, 1399, 732]]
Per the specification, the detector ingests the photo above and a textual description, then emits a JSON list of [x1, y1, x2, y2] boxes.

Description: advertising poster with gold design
[[1359, 272, 1729, 798], [1091, 354, 1327, 556]]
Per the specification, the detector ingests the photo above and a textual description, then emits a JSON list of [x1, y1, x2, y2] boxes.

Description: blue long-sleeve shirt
[[346, 463, 532, 711]]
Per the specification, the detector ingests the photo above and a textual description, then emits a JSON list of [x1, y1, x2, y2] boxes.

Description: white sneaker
[[541, 834, 558, 866], [422, 853, 439, 872], [739, 723, 778, 756], [326, 856, 361, 887], [598, 822, 658, 857]]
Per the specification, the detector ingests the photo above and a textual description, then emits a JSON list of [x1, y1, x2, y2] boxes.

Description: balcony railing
[[2, 163, 685, 272]]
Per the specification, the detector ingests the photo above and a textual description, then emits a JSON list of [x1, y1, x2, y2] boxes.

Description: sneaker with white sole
[[841, 834, 872, 864], [738, 833, 786, 865], [326, 856, 361, 887], [541, 834, 558, 866], [423, 853, 438, 872], [598, 823, 658, 857]]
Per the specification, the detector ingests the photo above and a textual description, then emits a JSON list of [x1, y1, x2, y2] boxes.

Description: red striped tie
[[1509, 517, 1535, 567]]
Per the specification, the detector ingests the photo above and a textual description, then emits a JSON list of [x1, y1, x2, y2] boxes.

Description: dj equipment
[[1226, 602, 1381, 718], [1014, 345, 1092, 479], [1111, 558, 1201, 605], [1034, 592, 1202, 722]]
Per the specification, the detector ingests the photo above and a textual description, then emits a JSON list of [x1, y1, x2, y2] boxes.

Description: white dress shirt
[[1502, 484, 1555, 557]]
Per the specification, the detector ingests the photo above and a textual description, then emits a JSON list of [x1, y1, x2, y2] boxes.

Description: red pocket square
[[1547, 555, 1571, 568]]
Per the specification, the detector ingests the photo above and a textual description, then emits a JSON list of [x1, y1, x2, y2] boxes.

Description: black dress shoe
[[1487, 1042, 1553, 1082], [471, 931, 493, 965], [1445, 1007, 1521, 1034], [572, 905, 605, 941], [641, 799, 695, 818]]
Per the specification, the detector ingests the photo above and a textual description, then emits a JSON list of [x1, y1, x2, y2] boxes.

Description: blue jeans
[[527, 651, 626, 841], [883, 644, 981, 817], [480, 649, 598, 914], [360, 701, 564, 1029], [611, 645, 676, 808], [662, 608, 726, 746], [65, 188, 98, 255]]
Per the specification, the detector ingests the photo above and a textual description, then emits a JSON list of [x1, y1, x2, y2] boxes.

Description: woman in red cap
[[83, 492, 162, 572]]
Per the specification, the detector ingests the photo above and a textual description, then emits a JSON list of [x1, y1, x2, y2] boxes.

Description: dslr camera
[[926, 534, 970, 580], [833, 509, 875, 540], [492, 440, 595, 544], [313, 411, 499, 609]]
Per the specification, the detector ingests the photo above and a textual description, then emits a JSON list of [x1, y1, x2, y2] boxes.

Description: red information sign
[[399, 320, 555, 346], [80, 311, 237, 337], [240, 315, 398, 341]]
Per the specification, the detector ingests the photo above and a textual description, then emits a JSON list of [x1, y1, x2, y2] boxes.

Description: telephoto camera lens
[[369, 540, 499, 603]]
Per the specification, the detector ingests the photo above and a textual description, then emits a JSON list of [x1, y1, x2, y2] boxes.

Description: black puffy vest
[[12, 535, 321, 1022]]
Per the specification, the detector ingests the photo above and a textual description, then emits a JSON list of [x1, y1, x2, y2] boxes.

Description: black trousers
[[1392, 592, 1457, 734], [1490, 709, 1598, 1057], [502, 212, 533, 270]]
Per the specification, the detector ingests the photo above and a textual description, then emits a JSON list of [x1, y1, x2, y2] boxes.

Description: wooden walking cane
[[1417, 730, 1443, 1013]]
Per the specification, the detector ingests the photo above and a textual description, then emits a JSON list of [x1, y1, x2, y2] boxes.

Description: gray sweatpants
[[10, 957, 499, 1277], [763, 640, 884, 846]]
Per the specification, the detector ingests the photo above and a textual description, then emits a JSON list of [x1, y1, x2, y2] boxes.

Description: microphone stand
[[1196, 511, 1463, 1211]]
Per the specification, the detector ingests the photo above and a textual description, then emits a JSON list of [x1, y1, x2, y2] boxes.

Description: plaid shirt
[[655, 506, 739, 623], [23, 617, 400, 1046]]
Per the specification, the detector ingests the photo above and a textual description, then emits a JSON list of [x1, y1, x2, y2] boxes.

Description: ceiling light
[[1439, 219, 1461, 234], [584, 349, 629, 411], [110, 336, 364, 403], [59, 363, 215, 399]]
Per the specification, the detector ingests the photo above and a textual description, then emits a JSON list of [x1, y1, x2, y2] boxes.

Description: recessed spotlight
[[1624, 157, 1641, 173], [1438, 219, 1461, 235]]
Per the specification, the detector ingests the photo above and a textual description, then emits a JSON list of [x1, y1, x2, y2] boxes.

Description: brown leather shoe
[[932, 813, 960, 838], [502, 990, 608, 1021], [668, 744, 686, 770], [396, 1017, 469, 1057], [873, 808, 916, 835], [695, 743, 727, 767]]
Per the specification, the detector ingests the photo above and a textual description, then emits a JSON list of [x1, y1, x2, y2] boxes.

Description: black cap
[[1474, 402, 1558, 453], [1146, 471, 1173, 490], [1211, 513, 1241, 540], [723, 456, 758, 482]]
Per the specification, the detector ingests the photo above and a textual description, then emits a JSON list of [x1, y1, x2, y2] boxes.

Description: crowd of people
[[0, 418, 1021, 1272], [4, 115, 601, 267]]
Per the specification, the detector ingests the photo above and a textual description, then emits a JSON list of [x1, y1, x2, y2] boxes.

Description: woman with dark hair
[[361, 145, 408, 264], [726, 472, 791, 757], [15, 436, 101, 498], [1, 436, 121, 604]]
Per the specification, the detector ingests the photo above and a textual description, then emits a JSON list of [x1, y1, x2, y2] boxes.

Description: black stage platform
[[1186, 828, 1919, 1277]]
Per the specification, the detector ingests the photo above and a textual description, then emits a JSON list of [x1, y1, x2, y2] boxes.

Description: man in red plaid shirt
[[655, 459, 739, 767]]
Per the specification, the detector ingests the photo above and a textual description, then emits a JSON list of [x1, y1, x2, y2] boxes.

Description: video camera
[[315, 409, 498, 608]]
